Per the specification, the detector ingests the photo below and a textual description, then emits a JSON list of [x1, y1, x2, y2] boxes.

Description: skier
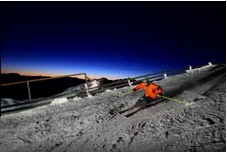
[[133, 81, 163, 101], [119, 81, 163, 117]]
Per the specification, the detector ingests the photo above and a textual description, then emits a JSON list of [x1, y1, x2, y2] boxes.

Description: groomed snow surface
[[0, 65, 226, 151]]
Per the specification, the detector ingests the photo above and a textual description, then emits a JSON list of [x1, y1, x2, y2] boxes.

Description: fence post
[[146, 75, 149, 83], [163, 70, 167, 78], [26, 81, 32, 101], [186, 65, 192, 73], [84, 73, 90, 96], [84, 83, 90, 96], [84, 73, 88, 85], [189, 65, 192, 70], [127, 77, 132, 87]]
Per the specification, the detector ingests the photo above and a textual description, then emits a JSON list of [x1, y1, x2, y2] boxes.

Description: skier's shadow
[[119, 97, 168, 117]]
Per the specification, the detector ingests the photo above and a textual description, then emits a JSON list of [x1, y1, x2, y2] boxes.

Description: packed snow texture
[[0, 65, 225, 151]]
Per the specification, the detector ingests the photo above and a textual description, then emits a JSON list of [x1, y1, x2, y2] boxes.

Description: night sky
[[2, 1, 226, 79]]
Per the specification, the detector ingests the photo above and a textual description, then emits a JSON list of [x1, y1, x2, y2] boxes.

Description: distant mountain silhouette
[[1, 73, 117, 100], [1, 73, 50, 84]]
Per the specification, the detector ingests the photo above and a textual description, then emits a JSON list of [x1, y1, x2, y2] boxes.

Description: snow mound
[[87, 80, 100, 91], [1, 98, 19, 106], [1, 98, 28, 107], [73, 96, 82, 101], [87, 80, 100, 88], [51, 97, 68, 105], [105, 89, 112, 92], [63, 85, 83, 93]]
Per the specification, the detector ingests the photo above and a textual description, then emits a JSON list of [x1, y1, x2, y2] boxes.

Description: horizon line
[[1, 69, 120, 80]]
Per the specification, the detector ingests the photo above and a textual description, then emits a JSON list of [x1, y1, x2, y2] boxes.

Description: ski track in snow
[[0, 65, 226, 151]]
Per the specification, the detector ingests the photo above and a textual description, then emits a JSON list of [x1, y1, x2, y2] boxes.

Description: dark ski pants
[[134, 96, 156, 109]]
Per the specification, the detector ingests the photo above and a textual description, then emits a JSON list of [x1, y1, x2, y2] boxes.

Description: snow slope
[[0, 64, 225, 151]]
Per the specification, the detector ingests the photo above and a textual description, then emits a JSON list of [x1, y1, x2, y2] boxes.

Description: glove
[[157, 93, 162, 97]]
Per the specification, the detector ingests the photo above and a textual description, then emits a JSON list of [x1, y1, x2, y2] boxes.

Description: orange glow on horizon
[[1, 69, 117, 80]]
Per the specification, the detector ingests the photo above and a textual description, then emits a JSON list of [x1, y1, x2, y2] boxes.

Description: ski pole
[[161, 95, 192, 106], [118, 90, 134, 97]]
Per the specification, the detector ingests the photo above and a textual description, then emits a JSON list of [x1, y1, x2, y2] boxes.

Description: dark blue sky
[[2, 1, 226, 79]]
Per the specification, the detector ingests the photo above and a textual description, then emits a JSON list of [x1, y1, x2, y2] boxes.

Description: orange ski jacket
[[134, 82, 147, 90], [134, 82, 163, 99]]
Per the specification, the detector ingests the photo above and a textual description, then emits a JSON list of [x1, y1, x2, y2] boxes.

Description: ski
[[125, 107, 143, 117], [123, 97, 166, 117]]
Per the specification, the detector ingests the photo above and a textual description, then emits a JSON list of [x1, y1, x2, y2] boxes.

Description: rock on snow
[[0, 64, 225, 151]]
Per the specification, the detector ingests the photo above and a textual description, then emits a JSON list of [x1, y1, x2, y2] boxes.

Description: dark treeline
[[1, 73, 115, 100]]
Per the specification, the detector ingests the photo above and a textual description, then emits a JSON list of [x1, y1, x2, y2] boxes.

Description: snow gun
[[160, 95, 192, 106], [118, 90, 134, 97]]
